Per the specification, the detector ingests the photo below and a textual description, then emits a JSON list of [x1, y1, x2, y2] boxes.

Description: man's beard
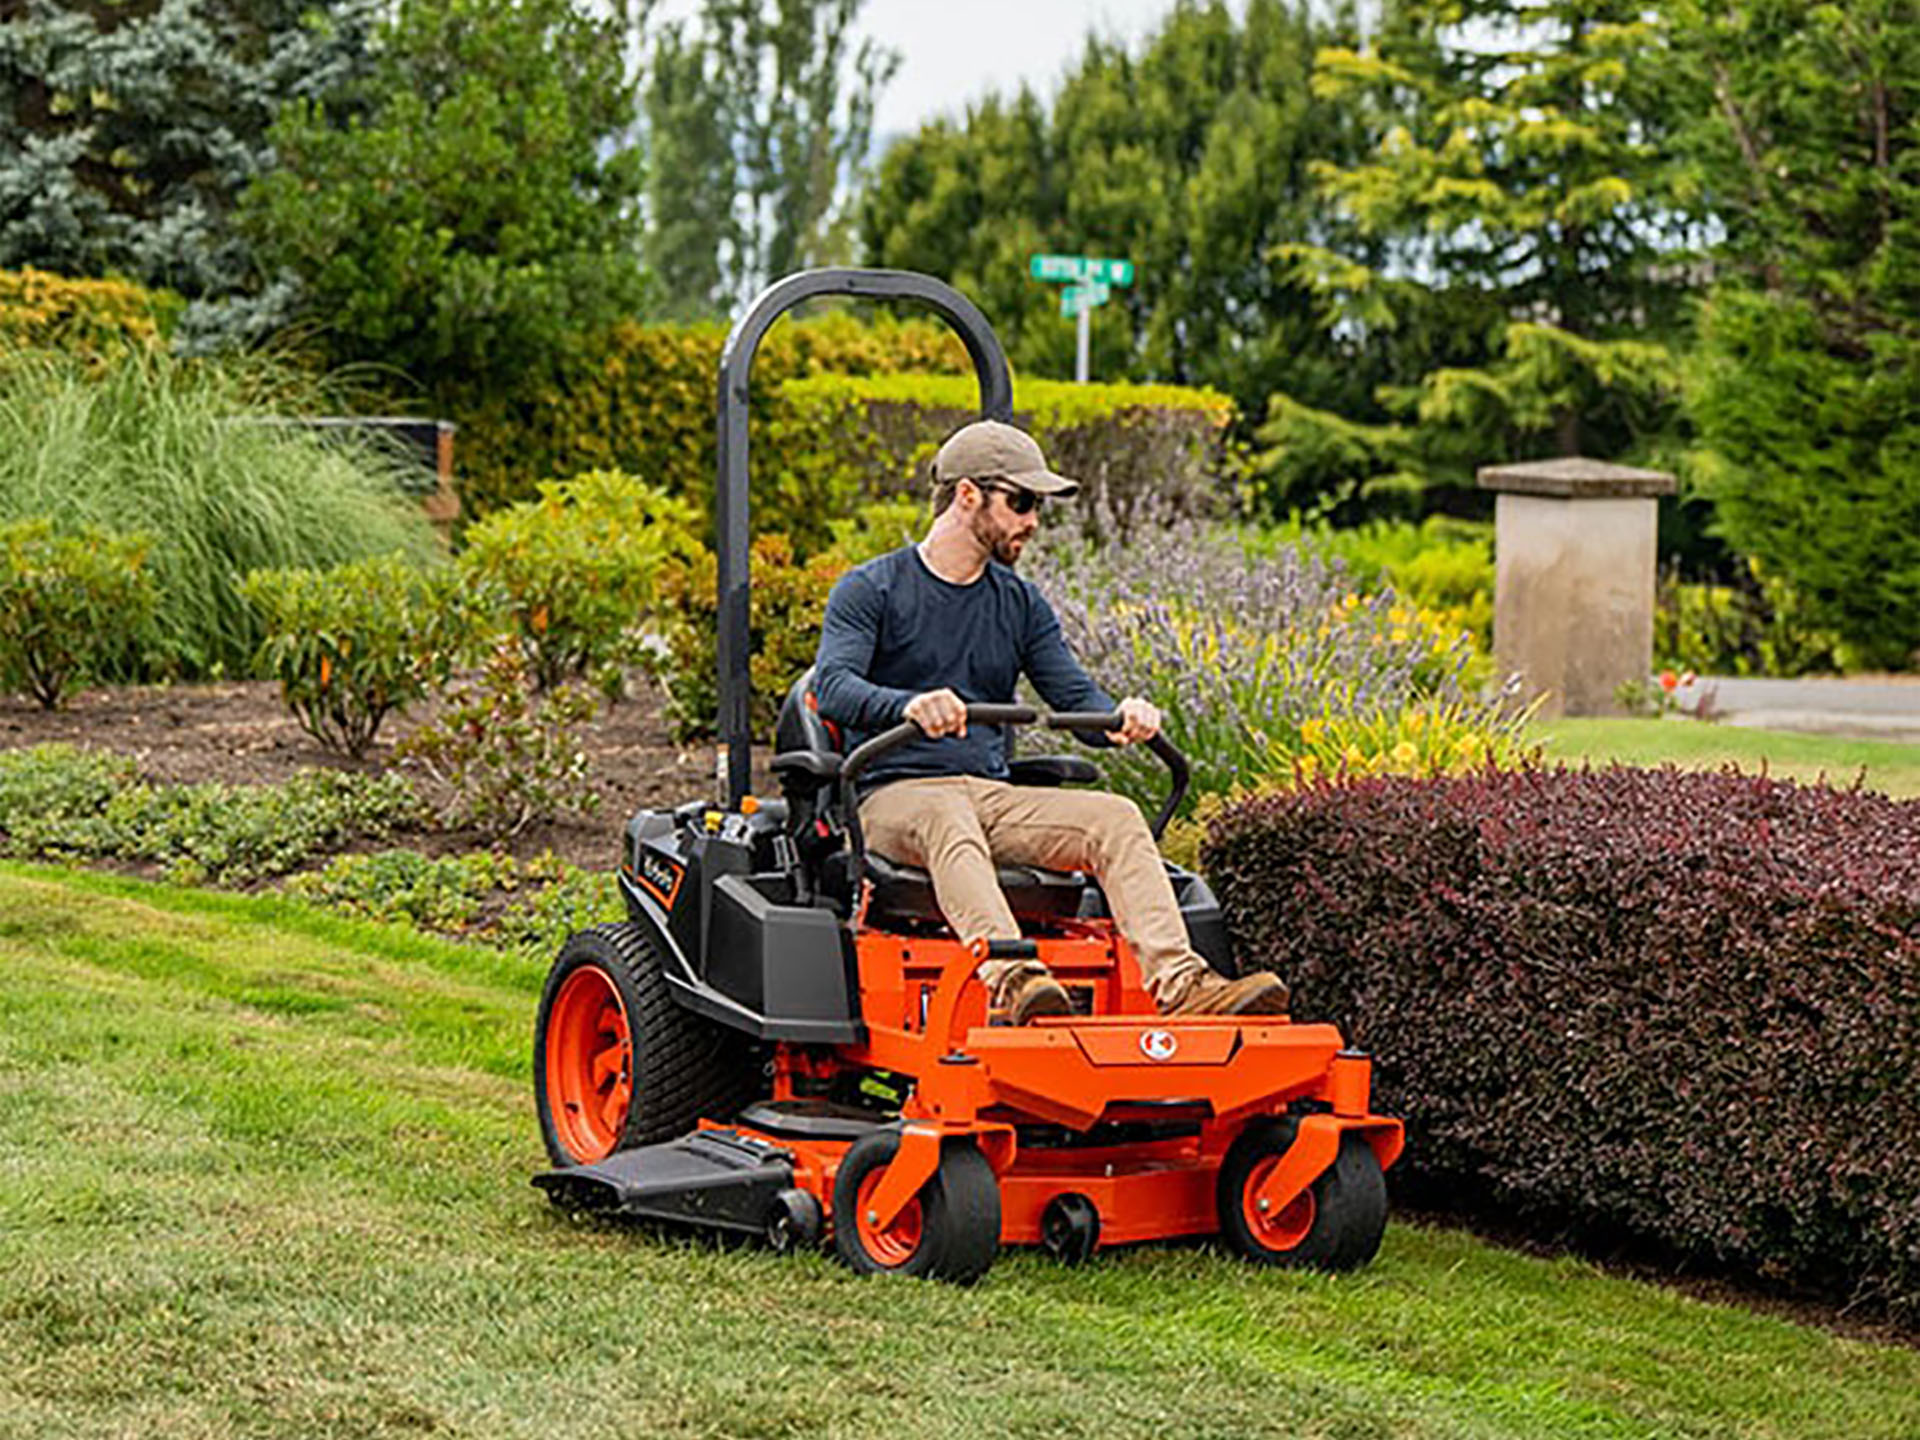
[[971, 509, 1024, 566]]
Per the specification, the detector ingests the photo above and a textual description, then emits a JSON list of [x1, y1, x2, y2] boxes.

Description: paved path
[[1675, 675, 1920, 742]]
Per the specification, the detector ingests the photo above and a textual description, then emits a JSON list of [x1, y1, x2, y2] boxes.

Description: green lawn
[[1533, 718, 1920, 798], [3, 861, 1917, 1440]]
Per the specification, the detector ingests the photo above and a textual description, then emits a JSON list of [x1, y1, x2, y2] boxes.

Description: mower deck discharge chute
[[531, 269, 1402, 1283]]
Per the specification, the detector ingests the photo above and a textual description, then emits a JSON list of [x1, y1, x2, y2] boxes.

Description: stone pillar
[[1477, 456, 1677, 719]]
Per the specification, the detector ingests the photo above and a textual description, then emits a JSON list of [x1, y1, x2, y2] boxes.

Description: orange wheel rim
[[545, 966, 632, 1163], [1243, 1155, 1315, 1251], [854, 1169, 924, 1267]]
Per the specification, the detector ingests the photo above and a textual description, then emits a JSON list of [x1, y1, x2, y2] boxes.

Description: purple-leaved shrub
[[1203, 766, 1920, 1318]]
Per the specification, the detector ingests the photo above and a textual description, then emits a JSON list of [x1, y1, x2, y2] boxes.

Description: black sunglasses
[[974, 479, 1044, 515]]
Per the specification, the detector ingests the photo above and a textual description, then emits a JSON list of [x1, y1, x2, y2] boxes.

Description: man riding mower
[[531, 269, 1402, 1283]]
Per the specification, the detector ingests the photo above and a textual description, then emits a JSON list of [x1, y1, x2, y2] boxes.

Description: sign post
[[1028, 255, 1135, 383]]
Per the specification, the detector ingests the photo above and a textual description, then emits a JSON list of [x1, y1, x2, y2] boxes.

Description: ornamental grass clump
[[0, 347, 439, 678], [1026, 520, 1531, 814], [1202, 766, 1920, 1319]]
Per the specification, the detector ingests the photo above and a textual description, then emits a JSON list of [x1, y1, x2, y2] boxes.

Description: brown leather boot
[[1000, 970, 1073, 1025], [1161, 970, 1290, 1017]]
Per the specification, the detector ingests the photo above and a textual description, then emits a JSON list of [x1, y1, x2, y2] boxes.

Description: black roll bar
[[714, 268, 1015, 807]]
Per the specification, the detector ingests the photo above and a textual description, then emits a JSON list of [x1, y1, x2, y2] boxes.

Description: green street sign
[[1030, 254, 1134, 287], [1060, 281, 1111, 318]]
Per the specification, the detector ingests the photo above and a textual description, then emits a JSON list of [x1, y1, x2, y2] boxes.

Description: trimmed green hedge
[[448, 311, 971, 520], [447, 314, 1239, 546], [777, 373, 1236, 544]]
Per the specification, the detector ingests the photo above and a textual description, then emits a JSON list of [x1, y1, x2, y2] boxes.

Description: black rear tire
[[534, 922, 761, 1168], [832, 1131, 1001, 1284], [1217, 1120, 1387, 1271]]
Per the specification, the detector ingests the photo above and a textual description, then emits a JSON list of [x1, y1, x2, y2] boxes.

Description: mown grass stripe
[[1, 861, 1915, 1440]]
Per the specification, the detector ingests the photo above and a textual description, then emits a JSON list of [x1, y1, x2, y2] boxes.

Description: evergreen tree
[[0, 0, 378, 332], [1260, 0, 1698, 512], [642, 0, 898, 315], [1671, 0, 1920, 666]]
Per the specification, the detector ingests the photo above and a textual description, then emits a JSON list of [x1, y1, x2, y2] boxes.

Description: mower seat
[[864, 852, 1088, 924]]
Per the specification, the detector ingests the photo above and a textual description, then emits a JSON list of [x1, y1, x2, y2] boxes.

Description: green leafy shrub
[[1204, 767, 1920, 1319], [0, 347, 440, 679], [244, 554, 465, 757], [284, 846, 619, 958], [396, 641, 600, 840], [456, 468, 702, 695], [243, 0, 647, 399], [1690, 288, 1920, 670], [0, 745, 421, 883], [1654, 562, 1845, 679], [0, 519, 158, 708], [660, 533, 849, 742]]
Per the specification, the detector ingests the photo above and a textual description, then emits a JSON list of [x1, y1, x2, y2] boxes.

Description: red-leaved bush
[[1203, 767, 1920, 1316]]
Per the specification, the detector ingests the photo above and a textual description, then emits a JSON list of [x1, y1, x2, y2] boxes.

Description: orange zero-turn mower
[[530, 269, 1403, 1283]]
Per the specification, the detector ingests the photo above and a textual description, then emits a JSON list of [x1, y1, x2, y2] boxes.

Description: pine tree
[[0, 0, 378, 327], [1671, 0, 1920, 666], [1260, 0, 1698, 511]]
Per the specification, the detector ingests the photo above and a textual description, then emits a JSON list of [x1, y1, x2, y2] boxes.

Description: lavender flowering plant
[[1024, 512, 1532, 822]]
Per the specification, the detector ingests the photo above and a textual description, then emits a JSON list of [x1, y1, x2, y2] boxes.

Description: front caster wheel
[[832, 1131, 1001, 1284], [765, 1188, 823, 1254], [1040, 1193, 1101, 1265], [1218, 1120, 1387, 1271]]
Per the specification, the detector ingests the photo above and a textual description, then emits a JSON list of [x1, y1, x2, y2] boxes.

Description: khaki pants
[[857, 776, 1210, 1008]]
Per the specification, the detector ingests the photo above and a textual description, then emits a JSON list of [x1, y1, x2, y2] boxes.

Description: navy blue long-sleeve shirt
[[813, 545, 1116, 790]]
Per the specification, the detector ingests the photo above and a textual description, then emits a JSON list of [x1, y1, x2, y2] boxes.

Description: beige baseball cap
[[932, 419, 1080, 497]]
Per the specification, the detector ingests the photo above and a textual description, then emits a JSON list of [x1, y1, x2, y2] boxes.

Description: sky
[[652, 0, 1197, 142], [854, 0, 1191, 141]]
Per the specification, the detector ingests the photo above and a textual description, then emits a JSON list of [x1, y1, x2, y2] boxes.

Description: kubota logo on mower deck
[[1139, 1029, 1179, 1062]]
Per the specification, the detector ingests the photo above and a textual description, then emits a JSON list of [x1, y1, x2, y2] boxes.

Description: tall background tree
[[1258, 0, 1700, 516], [1669, 0, 1919, 667], [242, 0, 651, 393], [0, 0, 380, 343], [642, 0, 899, 316], [861, 0, 1365, 435]]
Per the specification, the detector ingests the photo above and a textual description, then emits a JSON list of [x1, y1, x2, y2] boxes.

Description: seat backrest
[[773, 666, 841, 761]]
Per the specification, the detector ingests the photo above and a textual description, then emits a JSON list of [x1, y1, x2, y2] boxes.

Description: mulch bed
[[0, 675, 719, 874]]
